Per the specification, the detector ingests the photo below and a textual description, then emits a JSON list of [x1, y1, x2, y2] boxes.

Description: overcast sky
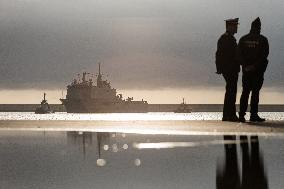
[[0, 0, 283, 94]]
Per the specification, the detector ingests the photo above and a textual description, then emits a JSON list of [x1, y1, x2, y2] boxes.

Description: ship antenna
[[97, 62, 102, 87], [99, 62, 101, 75]]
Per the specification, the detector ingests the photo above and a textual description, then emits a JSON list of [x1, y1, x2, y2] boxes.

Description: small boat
[[174, 98, 191, 113], [35, 93, 54, 114]]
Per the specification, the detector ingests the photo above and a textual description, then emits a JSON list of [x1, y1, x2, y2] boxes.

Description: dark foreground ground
[[0, 126, 283, 189]]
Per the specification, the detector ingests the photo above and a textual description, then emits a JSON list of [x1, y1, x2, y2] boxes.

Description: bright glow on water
[[134, 159, 141, 166], [0, 112, 283, 121], [112, 144, 118, 152], [103, 145, 109, 151], [123, 144, 129, 150], [133, 140, 240, 149], [96, 159, 107, 167]]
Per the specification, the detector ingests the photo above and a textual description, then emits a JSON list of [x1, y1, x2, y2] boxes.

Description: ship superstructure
[[60, 64, 148, 113]]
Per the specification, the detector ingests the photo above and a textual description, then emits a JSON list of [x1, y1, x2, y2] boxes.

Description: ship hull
[[60, 99, 148, 113]]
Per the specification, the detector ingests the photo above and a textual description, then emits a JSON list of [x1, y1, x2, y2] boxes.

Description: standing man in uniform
[[238, 17, 269, 122], [216, 18, 240, 121]]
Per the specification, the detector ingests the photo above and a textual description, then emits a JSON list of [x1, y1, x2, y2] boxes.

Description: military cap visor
[[225, 18, 239, 25]]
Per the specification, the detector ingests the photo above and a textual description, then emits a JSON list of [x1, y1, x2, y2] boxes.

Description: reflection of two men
[[217, 135, 268, 189], [240, 136, 268, 189]]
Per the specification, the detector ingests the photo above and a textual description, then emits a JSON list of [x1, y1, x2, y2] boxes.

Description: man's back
[[216, 32, 240, 74], [238, 33, 269, 72], [238, 17, 269, 122]]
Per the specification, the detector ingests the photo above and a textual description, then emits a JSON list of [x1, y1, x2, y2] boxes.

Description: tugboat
[[174, 98, 191, 113], [60, 63, 148, 113], [35, 93, 54, 114]]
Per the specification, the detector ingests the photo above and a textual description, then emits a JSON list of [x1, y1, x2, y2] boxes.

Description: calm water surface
[[0, 112, 283, 188], [0, 130, 283, 189]]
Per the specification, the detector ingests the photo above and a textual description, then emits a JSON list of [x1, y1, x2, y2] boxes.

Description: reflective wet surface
[[0, 131, 283, 189]]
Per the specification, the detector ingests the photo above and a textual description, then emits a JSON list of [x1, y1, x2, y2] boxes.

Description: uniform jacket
[[215, 32, 240, 74], [238, 32, 269, 73]]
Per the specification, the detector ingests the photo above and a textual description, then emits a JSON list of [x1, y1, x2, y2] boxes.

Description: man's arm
[[215, 38, 222, 74], [252, 36, 269, 71], [237, 38, 247, 71]]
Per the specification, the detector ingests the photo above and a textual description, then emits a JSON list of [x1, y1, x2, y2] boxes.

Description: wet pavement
[[0, 130, 283, 189]]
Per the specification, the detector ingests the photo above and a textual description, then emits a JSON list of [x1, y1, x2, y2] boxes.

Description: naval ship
[[60, 64, 148, 113]]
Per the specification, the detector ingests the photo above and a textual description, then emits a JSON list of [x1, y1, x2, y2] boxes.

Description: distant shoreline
[[0, 104, 284, 112]]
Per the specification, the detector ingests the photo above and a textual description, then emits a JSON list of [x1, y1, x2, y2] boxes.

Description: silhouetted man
[[238, 17, 269, 122], [216, 18, 240, 121]]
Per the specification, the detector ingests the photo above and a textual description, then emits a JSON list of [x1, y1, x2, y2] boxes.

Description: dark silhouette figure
[[238, 17, 269, 122], [216, 135, 241, 189], [216, 135, 269, 189], [240, 136, 250, 189], [216, 18, 240, 122], [240, 136, 268, 189]]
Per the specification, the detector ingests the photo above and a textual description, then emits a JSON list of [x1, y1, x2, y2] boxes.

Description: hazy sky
[[0, 0, 283, 103]]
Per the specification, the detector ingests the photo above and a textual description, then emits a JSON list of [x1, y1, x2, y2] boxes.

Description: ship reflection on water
[[67, 131, 111, 161], [67, 131, 270, 188], [0, 130, 282, 189], [66, 131, 274, 188]]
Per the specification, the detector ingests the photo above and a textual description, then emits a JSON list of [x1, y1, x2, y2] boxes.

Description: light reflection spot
[[97, 159, 106, 167], [123, 144, 128, 150], [134, 159, 141, 166], [103, 145, 109, 151], [112, 144, 118, 152]]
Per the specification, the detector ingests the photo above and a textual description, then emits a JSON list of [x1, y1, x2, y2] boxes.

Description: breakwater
[[0, 104, 284, 112]]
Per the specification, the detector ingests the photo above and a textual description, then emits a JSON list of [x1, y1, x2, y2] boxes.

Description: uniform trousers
[[239, 71, 264, 116], [222, 73, 238, 118]]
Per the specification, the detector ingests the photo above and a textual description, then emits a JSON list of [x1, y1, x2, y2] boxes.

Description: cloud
[[0, 0, 283, 90]]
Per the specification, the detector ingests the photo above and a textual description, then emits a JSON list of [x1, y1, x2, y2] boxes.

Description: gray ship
[[174, 98, 191, 113], [35, 93, 54, 114], [60, 64, 148, 113]]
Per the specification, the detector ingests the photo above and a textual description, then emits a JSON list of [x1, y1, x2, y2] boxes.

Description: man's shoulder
[[218, 33, 227, 39], [260, 34, 268, 41], [239, 33, 250, 41], [219, 32, 235, 42]]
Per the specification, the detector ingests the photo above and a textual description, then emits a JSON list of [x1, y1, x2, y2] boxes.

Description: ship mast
[[99, 63, 101, 75], [97, 62, 102, 87]]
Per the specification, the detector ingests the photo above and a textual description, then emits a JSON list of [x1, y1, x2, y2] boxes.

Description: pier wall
[[0, 104, 65, 112], [0, 104, 284, 112]]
